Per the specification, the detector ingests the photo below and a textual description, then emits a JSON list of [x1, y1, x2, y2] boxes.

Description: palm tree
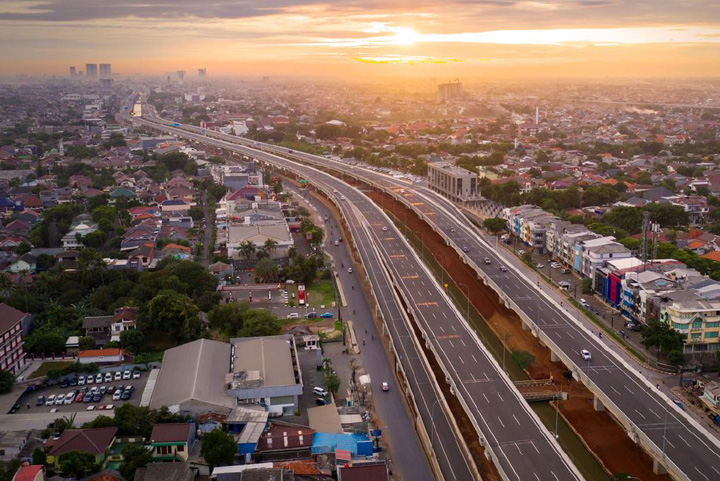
[[0, 272, 15, 296], [263, 238, 278, 258], [239, 240, 256, 261]]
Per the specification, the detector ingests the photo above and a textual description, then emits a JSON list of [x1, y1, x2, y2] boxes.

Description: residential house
[[0, 431, 29, 461], [62, 219, 98, 250], [11, 465, 45, 481], [134, 462, 194, 481], [8, 253, 36, 273], [82, 315, 113, 346], [660, 292, 720, 353], [45, 427, 118, 470], [150, 423, 196, 462], [109, 306, 138, 343], [77, 348, 127, 364]]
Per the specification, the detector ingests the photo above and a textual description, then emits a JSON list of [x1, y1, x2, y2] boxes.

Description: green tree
[[200, 429, 237, 469], [239, 312, 281, 337], [255, 257, 280, 283], [119, 330, 144, 353], [667, 350, 685, 366], [581, 278, 593, 294], [119, 444, 152, 480], [147, 290, 201, 343], [642, 320, 686, 361], [58, 450, 100, 478], [78, 336, 97, 351], [25, 327, 66, 355], [511, 350, 536, 370], [31, 447, 47, 466], [14, 241, 32, 255], [483, 217, 506, 234], [0, 370, 15, 394]]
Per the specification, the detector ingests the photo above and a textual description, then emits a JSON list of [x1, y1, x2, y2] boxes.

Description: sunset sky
[[1, 0, 719, 78]]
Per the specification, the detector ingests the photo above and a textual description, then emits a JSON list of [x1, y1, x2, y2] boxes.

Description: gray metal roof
[[150, 339, 236, 412], [230, 336, 297, 389]]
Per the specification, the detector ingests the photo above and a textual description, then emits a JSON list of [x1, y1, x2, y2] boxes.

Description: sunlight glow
[[393, 28, 419, 46]]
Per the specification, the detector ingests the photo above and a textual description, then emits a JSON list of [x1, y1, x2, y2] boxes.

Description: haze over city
[[2, 0, 720, 78]]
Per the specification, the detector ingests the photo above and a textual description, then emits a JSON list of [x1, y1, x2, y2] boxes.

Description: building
[[149, 339, 237, 416], [223, 200, 294, 260], [177, 70, 186, 82], [437, 80, 462, 101], [135, 462, 194, 481], [61, 219, 98, 250], [45, 427, 118, 470], [578, 236, 632, 280], [150, 423, 196, 461], [0, 431, 29, 461], [660, 293, 720, 353], [12, 465, 45, 481], [86, 63, 98, 79], [427, 162, 479, 203], [228, 335, 303, 416], [99, 63, 112, 79], [0, 303, 28, 374], [338, 461, 390, 481], [69, 67, 76, 77], [198, 68, 207, 77]]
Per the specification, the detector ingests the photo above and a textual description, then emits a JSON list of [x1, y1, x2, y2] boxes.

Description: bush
[[581, 278, 593, 294], [0, 370, 15, 394]]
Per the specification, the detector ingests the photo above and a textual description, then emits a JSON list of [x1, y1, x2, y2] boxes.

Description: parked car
[[121, 391, 131, 401], [122, 370, 131, 380], [306, 312, 319, 319], [75, 393, 84, 403], [112, 391, 123, 401], [287, 313, 299, 319], [104, 373, 113, 382], [78, 376, 85, 385], [83, 394, 93, 403], [381, 382, 390, 392], [92, 393, 102, 403], [313, 387, 329, 397], [95, 373, 103, 383], [315, 398, 329, 406], [60, 379, 69, 389], [580, 299, 589, 307], [86, 375, 94, 385], [69, 377, 78, 386], [319, 312, 333, 318], [46, 395, 56, 406], [64, 393, 75, 405], [132, 371, 141, 379], [536, 263, 544, 269], [36, 395, 45, 406], [114, 371, 122, 381], [580, 349, 592, 361]]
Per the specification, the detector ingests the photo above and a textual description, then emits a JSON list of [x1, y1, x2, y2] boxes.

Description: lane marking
[[497, 416, 505, 428], [471, 355, 478, 363]]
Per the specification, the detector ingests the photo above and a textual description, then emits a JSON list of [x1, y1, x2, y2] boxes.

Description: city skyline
[[1, 0, 720, 78]]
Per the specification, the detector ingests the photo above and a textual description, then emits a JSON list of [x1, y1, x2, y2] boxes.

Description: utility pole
[[641, 211, 650, 272]]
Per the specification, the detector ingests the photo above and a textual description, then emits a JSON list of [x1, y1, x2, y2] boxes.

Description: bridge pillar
[[550, 351, 560, 362], [521, 321, 530, 331], [653, 459, 667, 475], [593, 395, 605, 412]]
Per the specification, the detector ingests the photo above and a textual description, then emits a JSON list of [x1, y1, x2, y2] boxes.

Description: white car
[[348, 267, 353, 273], [132, 371, 141, 379], [536, 263, 544, 269], [382, 226, 388, 232], [580, 349, 592, 361], [64, 393, 75, 405], [46, 394, 56, 406], [86, 375, 94, 384], [78, 376, 86, 385], [114, 371, 122, 381], [113, 391, 123, 401], [580, 299, 589, 307], [104, 373, 113, 382], [381, 382, 389, 392], [95, 373, 103, 383], [122, 370, 131, 380]]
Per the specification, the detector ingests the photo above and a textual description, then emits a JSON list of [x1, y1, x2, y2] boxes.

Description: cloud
[[352, 55, 465, 64]]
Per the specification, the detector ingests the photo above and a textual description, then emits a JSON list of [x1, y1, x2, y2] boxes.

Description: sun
[[393, 28, 419, 46]]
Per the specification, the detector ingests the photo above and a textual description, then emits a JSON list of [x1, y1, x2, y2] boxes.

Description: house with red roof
[[11, 465, 45, 481], [77, 348, 127, 364], [45, 427, 118, 470]]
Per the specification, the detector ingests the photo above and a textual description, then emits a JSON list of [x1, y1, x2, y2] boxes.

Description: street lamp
[[554, 383, 562, 439]]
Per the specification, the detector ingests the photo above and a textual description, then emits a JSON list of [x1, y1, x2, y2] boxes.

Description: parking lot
[[9, 368, 150, 415]]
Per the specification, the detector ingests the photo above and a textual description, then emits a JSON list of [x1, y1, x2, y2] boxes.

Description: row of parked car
[[59, 370, 140, 388], [37, 384, 135, 406]]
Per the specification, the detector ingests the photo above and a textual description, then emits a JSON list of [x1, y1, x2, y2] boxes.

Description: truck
[[298, 284, 306, 306]]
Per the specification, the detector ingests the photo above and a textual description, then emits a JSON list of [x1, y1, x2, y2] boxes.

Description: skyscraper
[[99, 63, 112, 79], [86, 63, 98, 79], [69, 66, 76, 77], [437, 80, 463, 101], [198, 68, 206, 77], [177, 70, 186, 82]]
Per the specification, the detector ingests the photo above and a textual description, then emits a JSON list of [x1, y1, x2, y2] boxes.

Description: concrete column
[[593, 395, 605, 412], [521, 322, 531, 331], [653, 459, 667, 475], [551, 351, 560, 362]]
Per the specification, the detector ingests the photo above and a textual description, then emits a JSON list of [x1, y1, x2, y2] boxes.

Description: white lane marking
[[695, 467, 709, 480], [497, 392, 504, 402], [472, 355, 478, 363], [678, 434, 692, 447], [648, 407, 660, 418], [610, 386, 622, 395], [513, 414, 521, 426], [624, 385, 634, 394], [451, 324, 457, 332], [460, 339, 466, 347], [439, 325, 445, 333], [534, 473, 541, 481], [459, 357, 465, 365], [711, 466, 720, 476], [565, 331, 575, 339], [634, 409, 646, 420], [531, 441, 540, 454], [482, 393, 490, 403], [551, 471, 560, 481], [497, 416, 505, 428]]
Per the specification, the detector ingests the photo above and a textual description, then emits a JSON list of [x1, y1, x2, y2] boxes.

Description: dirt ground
[[368, 190, 670, 481]]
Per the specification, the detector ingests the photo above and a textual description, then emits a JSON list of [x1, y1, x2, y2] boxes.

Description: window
[[177, 445, 184, 452], [692, 319, 703, 330], [705, 332, 719, 339], [706, 322, 720, 329], [691, 333, 702, 340], [671, 322, 686, 330]]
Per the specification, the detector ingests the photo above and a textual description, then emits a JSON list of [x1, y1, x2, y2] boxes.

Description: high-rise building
[[437, 80, 463, 101], [198, 68, 206, 77], [99, 63, 112, 79], [177, 70, 186, 82], [86, 63, 98, 79], [69, 66, 76, 77]]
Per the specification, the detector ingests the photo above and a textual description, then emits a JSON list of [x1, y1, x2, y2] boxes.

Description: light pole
[[554, 383, 561, 439], [502, 331, 509, 372]]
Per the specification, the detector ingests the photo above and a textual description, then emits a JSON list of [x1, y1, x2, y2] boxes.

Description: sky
[[1, 0, 719, 79]]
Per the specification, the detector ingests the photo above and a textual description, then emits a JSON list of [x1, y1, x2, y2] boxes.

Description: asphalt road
[[128, 108, 584, 481]]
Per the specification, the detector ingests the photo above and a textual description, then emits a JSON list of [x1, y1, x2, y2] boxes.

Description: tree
[[201, 429, 237, 469], [31, 447, 47, 466], [239, 312, 281, 337], [58, 450, 100, 478], [0, 370, 15, 394], [667, 350, 685, 366], [14, 241, 32, 255], [239, 240, 256, 261], [483, 217, 506, 235], [262, 238, 278, 258], [642, 320, 686, 361], [25, 327, 66, 355], [78, 336, 97, 351], [119, 444, 152, 480], [147, 290, 201, 343], [255, 257, 280, 283], [581, 278, 593, 294], [324, 371, 341, 395], [119, 330, 144, 353]]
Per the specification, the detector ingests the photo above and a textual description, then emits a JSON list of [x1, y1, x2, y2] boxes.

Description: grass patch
[[28, 361, 73, 379], [307, 279, 336, 308]]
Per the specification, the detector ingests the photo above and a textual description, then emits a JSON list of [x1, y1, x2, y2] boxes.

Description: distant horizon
[[1, 1, 720, 79]]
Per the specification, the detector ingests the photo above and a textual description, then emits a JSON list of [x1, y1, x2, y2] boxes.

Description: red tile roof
[[78, 348, 125, 358], [0, 303, 27, 335], [12, 465, 43, 481], [150, 423, 192, 443], [47, 427, 118, 456]]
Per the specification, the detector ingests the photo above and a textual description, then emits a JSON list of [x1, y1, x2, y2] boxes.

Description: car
[[93, 393, 102, 402], [112, 391, 122, 401], [69, 377, 78, 386], [121, 391, 131, 401], [104, 373, 113, 382], [484, 257, 491, 264], [99, 386, 107, 395], [96, 373, 103, 383], [86, 375, 94, 384], [381, 382, 390, 392], [132, 371, 141, 379], [334, 240, 339, 246], [46, 395, 56, 406], [518, 250, 525, 256], [499, 266, 507, 272], [65, 393, 75, 405], [75, 393, 84, 403], [123, 370, 131, 380], [105, 404, 115, 410], [125, 385, 135, 394], [462, 246, 469, 253], [561, 268, 570, 274], [306, 312, 319, 319], [313, 387, 328, 397], [536, 263, 545, 269], [98, 405, 106, 410], [36, 395, 45, 406], [347, 267, 353, 273], [382, 226, 388, 232], [60, 379, 69, 388], [580, 349, 592, 361], [78, 376, 85, 385], [315, 398, 329, 406], [338, 238, 343, 242], [86, 405, 96, 411], [287, 312, 299, 319], [450, 227, 456, 233], [580, 299, 589, 307], [340, 195, 346, 201], [319, 312, 333, 318], [107, 386, 115, 394], [114, 372, 122, 381], [83, 394, 93, 403]]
